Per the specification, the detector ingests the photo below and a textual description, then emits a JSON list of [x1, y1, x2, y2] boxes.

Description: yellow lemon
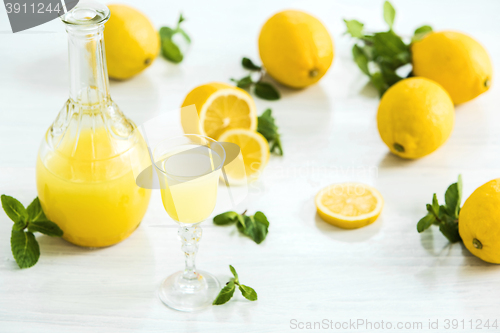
[[315, 183, 383, 229], [459, 178, 500, 264], [258, 10, 334, 88], [377, 77, 455, 159], [181, 82, 257, 139], [104, 4, 160, 80], [217, 129, 269, 184], [412, 31, 493, 104]]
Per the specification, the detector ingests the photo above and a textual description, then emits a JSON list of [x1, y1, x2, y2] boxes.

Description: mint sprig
[[213, 265, 257, 305], [231, 57, 280, 100], [160, 13, 191, 64], [1, 195, 63, 268], [416, 175, 462, 243], [257, 109, 283, 156], [213, 210, 269, 244], [344, 1, 433, 96]]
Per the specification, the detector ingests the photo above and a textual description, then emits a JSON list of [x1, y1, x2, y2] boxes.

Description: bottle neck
[[66, 24, 110, 104]]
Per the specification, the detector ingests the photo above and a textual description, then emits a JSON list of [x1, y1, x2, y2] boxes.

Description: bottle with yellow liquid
[[36, 1, 151, 247]]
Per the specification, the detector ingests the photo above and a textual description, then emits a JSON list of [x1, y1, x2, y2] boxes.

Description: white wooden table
[[1, 0, 500, 332]]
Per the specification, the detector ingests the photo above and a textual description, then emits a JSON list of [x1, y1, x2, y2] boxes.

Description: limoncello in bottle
[[36, 1, 151, 247]]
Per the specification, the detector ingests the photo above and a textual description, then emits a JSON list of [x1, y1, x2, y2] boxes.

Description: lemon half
[[181, 82, 257, 139], [315, 183, 384, 229], [217, 128, 270, 184]]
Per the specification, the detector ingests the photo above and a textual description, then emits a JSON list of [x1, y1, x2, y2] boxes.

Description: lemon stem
[[484, 78, 491, 88], [309, 69, 318, 78], [393, 143, 405, 153], [473, 238, 483, 249]]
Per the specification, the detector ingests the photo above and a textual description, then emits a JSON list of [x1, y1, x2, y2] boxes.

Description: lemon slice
[[181, 82, 257, 139], [217, 128, 270, 184], [315, 183, 383, 229]]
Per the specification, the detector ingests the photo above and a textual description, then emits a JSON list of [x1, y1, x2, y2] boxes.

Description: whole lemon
[[258, 10, 334, 88], [459, 179, 500, 264], [412, 31, 493, 104], [104, 4, 160, 80], [377, 77, 454, 159]]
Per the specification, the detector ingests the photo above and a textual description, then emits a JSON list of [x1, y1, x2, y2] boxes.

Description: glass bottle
[[36, 1, 152, 247]]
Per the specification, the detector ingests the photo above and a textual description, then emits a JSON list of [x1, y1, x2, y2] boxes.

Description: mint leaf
[[213, 280, 236, 305], [444, 181, 460, 219], [229, 265, 239, 283], [177, 13, 185, 25], [239, 284, 258, 301], [383, 1, 396, 29], [369, 72, 388, 96], [231, 75, 253, 89], [439, 220, 461, 243], [344, 19, 364, 38], [177, 28, 191, 43], [417, 213, 435, 233], [242, 57, 261, 71], [213, 211, 240, 225], [412, 25, 433, 43], [159, 26, 174, 39], [11, 230, 40, 269], [254, 82, 280, 101], [28, 221, 63, 237], [257, 109, 283, 155], [352, 45, 370, 76], [1, 195, 28, 224], [161, 37, 183, 63], [26, 197, 48, 223], [432, 193, 439, 215], [372, 31, 408, 60], [240, 212, 269, 244]]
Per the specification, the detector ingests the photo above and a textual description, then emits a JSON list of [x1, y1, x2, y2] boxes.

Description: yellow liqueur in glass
[[153, 135, 226, 312], [36, 1, 151, 247]]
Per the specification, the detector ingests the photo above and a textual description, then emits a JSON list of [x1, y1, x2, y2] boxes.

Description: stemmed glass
[[152, 134, 226, 312]]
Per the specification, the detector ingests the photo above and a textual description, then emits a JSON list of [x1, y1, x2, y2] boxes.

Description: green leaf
[[241, 213, 269, 244], [1, 195, 28, 224], [257, 109, 283, 155], [239, 284, 258, 301], [177, 13, 185, 25], [432, 193, 439, 214], [344, 19, 364, 38], [230, 75, 253, 89], [444, 182, 460, 218], [352, 45, 370, 76], [372, 31, 408, 59], [229, 265, 239, 283], [379, 62, 403, 86], [439, 220, 461, 243], [254, 82, 280, 100], [11, 230, 40, 269], [26, 197, 48, 223], [417, 213, 435, 233], [161, 37, 183, 63], [412, 25, 433, 43], [369, 72, 388, 97], [28, 221, 63, 237], [383, 1, 396, 29], [213, 280, 236, 305], [159, 26, 175, 39], [177, 28, 191, 44], [213, 211, 240, 225], [242, 57, 261, 71]]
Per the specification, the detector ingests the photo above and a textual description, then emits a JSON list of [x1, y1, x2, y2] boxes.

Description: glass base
[[158, 270, 220, 312]]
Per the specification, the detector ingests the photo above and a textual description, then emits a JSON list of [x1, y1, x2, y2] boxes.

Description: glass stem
[[178, 224, 202, 280]]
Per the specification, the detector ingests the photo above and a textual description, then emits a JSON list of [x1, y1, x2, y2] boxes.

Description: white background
[[1, 0, 500, 332]]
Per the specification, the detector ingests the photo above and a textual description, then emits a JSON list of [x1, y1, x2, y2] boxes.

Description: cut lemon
[[181, 82, 257, 139], [315, 183, 383, 229], [217, 128, 270, 184]]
